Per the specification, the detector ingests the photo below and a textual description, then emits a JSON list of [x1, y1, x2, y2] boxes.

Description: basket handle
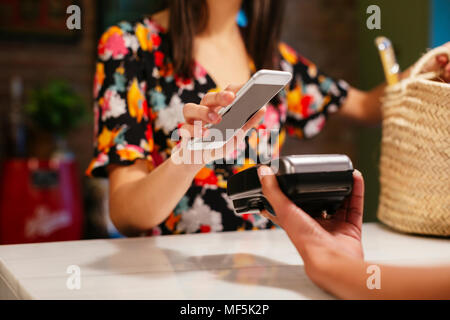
[[410, 46, 450, 78]]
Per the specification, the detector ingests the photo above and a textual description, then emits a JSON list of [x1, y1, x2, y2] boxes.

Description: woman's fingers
[[436, 53, 450, 82], [444, 59, 450, 82], [426, 42, 450, 82], [201, 90, 235, 108], [183, 86, 241, 126], [219, 106, 266, 159], [242, 106, 266, 132], [224, 84, 244, 94], [179, 123, 209, 139], [345, 170, 365, 230], [184, 82, 255, 127], [436, 54, 448, 66], [183, 103, 222, 125], [178, 124, 195, 139], [203, 84, 243, 113]]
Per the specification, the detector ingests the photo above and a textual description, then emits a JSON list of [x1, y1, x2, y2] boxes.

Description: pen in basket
[[375, 36, 400, 85]]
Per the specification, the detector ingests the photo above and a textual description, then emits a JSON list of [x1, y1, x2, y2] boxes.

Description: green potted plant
[[25, 80, 88, 158]]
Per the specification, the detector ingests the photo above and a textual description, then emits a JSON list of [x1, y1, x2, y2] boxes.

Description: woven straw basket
[[377, 47, 450, 236]]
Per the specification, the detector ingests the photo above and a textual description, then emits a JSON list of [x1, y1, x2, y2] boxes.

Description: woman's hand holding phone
[[172, 84, 266, 166]]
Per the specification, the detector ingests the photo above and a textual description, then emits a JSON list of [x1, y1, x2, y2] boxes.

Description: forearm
[[341, 67, 414, 124], [341, 85, 385, 125], [307, 251, 450, 299], [109, 157, 203, 236]]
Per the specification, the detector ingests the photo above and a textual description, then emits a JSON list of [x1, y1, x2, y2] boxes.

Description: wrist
[[303, 246, 336, 280], [303, 247, 368, 299], [168, 151, 204, 176], [303, 245, 353, 283]]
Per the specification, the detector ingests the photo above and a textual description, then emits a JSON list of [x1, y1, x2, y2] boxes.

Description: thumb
[[257, 166, 322, 237]]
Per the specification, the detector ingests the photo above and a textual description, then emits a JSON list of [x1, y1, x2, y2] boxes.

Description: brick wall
[[281, 0, 360, 161], [0, 0, 97, 175]]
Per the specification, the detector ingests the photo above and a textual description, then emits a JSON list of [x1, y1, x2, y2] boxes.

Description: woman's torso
[[88, 17, 349, 236]]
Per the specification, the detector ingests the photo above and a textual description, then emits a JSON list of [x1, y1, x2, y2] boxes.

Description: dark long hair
[[165, 0, 286, 78]]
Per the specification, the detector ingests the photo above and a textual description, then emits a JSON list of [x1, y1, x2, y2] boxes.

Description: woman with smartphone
[[87, 0, 450, 236]]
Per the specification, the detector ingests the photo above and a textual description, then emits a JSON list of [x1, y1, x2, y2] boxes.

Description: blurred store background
[[0, 0, 448, 244]]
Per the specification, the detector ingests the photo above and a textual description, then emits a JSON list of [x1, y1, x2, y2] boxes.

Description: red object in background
[[0, 159, 83, 244]]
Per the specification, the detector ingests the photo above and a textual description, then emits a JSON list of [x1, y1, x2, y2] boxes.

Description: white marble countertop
[[0, 223, 449, 300]]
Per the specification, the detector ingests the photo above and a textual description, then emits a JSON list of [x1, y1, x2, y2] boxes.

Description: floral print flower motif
[[286, 80, 332, 121], [175, 75, 195, 91], [253, 214, 270, 229], [143, 124, 154, 153], [193, 62, 208, 85], [159, 62, 174, 79], [263, 103, 280, 131], [303, 84, 324, 114], [127, 78, 148, 123], [144, 17, 166, 34], [320, 76, 339, 96], [149, 86, 167, 111], [280, 59, 293, 75], [123, 32, 140, 54], [328, 103, 339, 113], [279, 43, 298, 65], [165, 212, 182, 232], [97, 126, 126, 153], [118, 21, 133, 33], [155, 94, 185, 134], [234, 158, 257, 173], [225, 138, 247, 161], [98, 26, 128, 61], [88, 19, 349, 235], [248, 130, 259, 150], [101, 89, 127, 121], [116, 144, 145, 161], [303, 113, 326, 138], [286, 85, 303, 119], [278, 100, 288, 123], [93, 63, 105, 98], [139, 138, 152, 154], [154, 51, 165, 68], [270, 129, 284, 159], [194, 167, 218, 186], [307, 64, 318, 78], [151, 227, 162, 236], [111, 67, 127, 93], [86, 152, 109, 177], [174, 196, 190, 215], [135, 23, 154, 52], [177, 196, 223, 234]]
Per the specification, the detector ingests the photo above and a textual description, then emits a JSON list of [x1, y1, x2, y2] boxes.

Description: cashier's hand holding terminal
[[257, 166, 450, 299]]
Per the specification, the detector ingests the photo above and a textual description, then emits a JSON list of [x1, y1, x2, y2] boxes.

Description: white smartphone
[[187, 69, 292, 151]]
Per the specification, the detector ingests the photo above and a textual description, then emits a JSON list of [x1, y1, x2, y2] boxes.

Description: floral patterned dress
[[86, 17, 349, 236]]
